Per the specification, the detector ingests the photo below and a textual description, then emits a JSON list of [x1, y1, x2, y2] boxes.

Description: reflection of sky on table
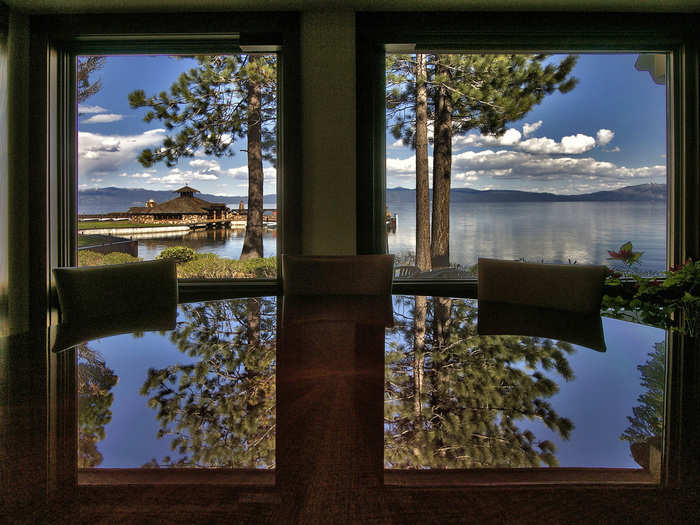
[[385, 296, 666, 469], [521, 317, 664, 468], [85, 297, 664, 470], [89, 327, 199, 468]]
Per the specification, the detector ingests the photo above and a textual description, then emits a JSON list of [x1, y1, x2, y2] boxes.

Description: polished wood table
[[3, 294, 699, 523]]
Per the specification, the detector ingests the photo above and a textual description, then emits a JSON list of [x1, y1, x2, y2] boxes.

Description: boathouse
[[127, 185, 231, 225]]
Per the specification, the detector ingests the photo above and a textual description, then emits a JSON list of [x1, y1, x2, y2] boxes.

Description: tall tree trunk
[[431, 71, 452, 269], [246, 297, 261, 348], [430, 296, 451, 455], [415, 54, 431, 273], [433, 296, 452, 352], [413, 295, 426, 418], [241, 74, 264, 260]]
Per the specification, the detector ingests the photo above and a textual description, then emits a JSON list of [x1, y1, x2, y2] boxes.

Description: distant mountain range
[[78, 183, 665, 214], [78, 187, 277, 215], [386, 183, 666, 204]]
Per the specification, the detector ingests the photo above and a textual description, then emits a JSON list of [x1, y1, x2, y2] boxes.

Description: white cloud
[[119, 171, 152, 179], [189, 159, 222, 173], [145, 167, 218, 186], [560, 134, 597, 154], [451, 148, 665, 183], [493, 128, 522, 146], [522, 121, 543, 137], [519, 133, 596, 155], [453, 128, 522, 149], [454, 127, 602, 156], [386, 156, 417, 178], [226, 165, 277, 181], [387, 148, 666, 190], [78, 129, 167, 177], [596, 129, 615, 146], [78, 105, 107, 114], [82, 113, 124, 124]]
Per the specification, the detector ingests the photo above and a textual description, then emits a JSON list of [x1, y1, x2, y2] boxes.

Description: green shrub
[[177, 254, 276, 279], [78, 250, 105, 267], [156, 246, 197, 264], [79, 248, 275, 279], [235, 257, 277, 278], [78, 250, 141, 267], [103, 252, 142, 265], [178, 253, 233, 279]]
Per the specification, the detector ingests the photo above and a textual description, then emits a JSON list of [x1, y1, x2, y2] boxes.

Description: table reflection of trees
[[140, 297, 276, 468], [78, 344, 119, 468], [385, 296, 575, 468], [621, 341, 665, 469]]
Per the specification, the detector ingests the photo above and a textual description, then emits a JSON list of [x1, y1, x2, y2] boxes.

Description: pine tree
[[77, 344, 118, 467], [385, 296, 575, 468], [621, 341, 665, 444], [387, 54, 578, 268], [129, 55, 277, 260], [77, 56, 106, 104], [140, 297, 276, 468]]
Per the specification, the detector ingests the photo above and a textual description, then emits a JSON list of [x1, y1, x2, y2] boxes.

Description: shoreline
[[78, 225, 192, 235]]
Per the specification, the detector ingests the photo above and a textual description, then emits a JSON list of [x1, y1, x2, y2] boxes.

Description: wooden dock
[[188, 214, 277, 230], [188, 219, 233, 230]]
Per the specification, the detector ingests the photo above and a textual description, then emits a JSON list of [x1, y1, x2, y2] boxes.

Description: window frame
[[39, 12, 301, 310], [31, 11, 300, 492], [356, 11, 700, 489], [357, 12, 700, 299]]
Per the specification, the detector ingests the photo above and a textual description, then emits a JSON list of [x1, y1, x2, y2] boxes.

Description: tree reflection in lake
[[140, 297, 276, 468], [385, 296, 575, 468], [78, 344, 119, 467]]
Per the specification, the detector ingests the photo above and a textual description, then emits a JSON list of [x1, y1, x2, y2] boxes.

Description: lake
[[125, 201, 667, 273], [388, 200, 667, 273], [129, 226, 278, 261]]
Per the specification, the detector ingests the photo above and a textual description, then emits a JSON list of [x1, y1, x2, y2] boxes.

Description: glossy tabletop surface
[[6, 294, 700, 523], [70, 295, 666, 476]]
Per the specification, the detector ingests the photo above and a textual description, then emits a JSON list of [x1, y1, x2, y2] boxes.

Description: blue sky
[[77, 53, 667, 197], [386, 53, 668, 194], [77, 54, 276, 197]]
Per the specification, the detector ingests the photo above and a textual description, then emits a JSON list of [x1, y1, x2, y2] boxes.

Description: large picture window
[[356, 12, 700, 489]]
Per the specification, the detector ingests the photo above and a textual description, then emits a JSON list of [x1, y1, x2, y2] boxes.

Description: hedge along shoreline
[[78, 248, 276, 280]]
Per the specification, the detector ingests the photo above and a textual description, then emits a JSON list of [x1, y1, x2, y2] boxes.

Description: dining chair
[[52, 259, 178, 350], [281, 254, 395, 296], [477, 257, 607, 315]]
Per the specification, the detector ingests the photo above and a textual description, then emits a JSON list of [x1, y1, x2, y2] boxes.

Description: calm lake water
[[388, 200, 667, 273], [130, 227, 278, 260], [124, 201, 666, 272]]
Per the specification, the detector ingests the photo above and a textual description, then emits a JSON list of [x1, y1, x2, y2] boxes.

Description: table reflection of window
[[385, 296, 665, 473]]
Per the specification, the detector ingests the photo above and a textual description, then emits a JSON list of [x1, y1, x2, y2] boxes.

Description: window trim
[[38, 12, 301, 310], [356, 11, 700, 489], [30, 11, 300, 495]]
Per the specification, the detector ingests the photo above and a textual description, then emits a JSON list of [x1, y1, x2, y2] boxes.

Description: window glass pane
[[386, 53, 667, 279], [77, 54, 278, 280]]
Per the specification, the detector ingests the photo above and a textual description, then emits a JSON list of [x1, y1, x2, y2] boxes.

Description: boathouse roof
[[173, 185, 200, 194], [129, 190, 227, 215]]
